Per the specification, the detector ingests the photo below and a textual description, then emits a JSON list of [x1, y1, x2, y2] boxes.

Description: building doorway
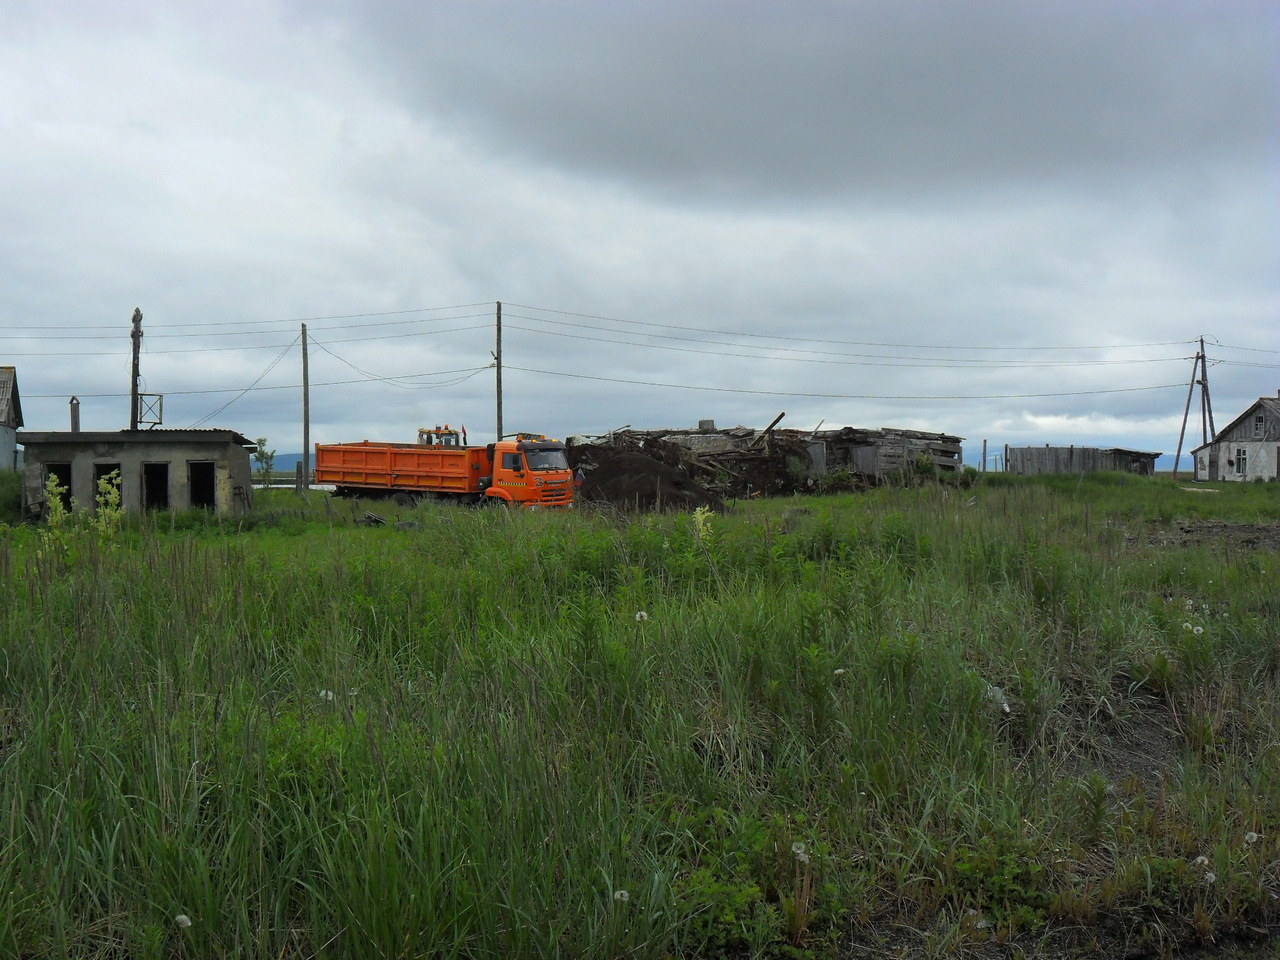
[[93, 462, 121, 505], [46, 462, 73, 510], [188, 461, 216, 509], [142, 462, 170, 510]]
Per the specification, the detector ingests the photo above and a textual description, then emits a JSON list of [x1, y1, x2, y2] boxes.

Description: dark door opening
[[142, 462, 170, 510], [93, 462, 122, 505], [188, 461, 216, 509], [46, 462, 73, 510]]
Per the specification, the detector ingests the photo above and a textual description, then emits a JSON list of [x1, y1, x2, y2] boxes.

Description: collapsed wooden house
[[574, 418, 963, 498]]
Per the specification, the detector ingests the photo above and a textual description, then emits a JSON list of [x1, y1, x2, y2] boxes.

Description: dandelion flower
[[1193, 626, 1204, 635], [791, 841, 807, 857], [1245, 831, 1261, 845], [613, 889, 630, 902], [1204, 872, 1216, 884], [319, 689, 335, 701], [634, 611, 649, 623], [1182, 622, 1193, 631], [175, 915, 192, 929]]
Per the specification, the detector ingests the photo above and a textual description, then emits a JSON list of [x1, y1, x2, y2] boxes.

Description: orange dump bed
[[313, 441, 486, 494]]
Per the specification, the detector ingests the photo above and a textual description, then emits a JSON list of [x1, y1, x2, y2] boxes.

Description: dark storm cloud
[[338, 0, 1276, 203]]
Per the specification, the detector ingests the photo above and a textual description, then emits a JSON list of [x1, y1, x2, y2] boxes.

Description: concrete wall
[[21, 436, 253, 517]]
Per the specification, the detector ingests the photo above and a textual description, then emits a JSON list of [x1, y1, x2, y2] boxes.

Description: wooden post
[[129, 308, 143, 430], [301, 322, 311, 488], [495, 301, 503, 440], [981, 439, 987, 472]]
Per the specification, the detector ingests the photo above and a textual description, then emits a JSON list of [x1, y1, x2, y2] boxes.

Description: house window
[[1235, 449, 1247, 476], [1256, 415, 1266, 439]]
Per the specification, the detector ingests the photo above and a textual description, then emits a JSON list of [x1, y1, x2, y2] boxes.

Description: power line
[[503, 317, 1193, 368], [0, 311, 492, 340], [0, 302, 491, 332], [504, 364, 1189, 401], [0, 323, 492, 357], [309, 336, 495, 391], [505, 301, 1199, 352], [28, 367, 493, 400], [189, 336, 300, 427]]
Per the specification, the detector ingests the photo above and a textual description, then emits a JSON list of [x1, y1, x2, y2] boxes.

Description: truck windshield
[[523, 448, 569, 471]]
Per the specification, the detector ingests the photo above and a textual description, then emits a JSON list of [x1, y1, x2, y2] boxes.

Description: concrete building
[[18, 429, 255, 519], [1192, 394, 1280, 482], [1005, 445, 1161, 476], [0, 366, 22, 470]]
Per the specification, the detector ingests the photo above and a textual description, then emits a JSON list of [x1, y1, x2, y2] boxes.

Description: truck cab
[[485, 439, 574, 508]]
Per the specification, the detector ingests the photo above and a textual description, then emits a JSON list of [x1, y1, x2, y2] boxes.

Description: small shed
[[1005, 445, 1160, 476], [1191, 394, 1280, 482], [0, 366, 22, 470], [18, 428, 254, 519]]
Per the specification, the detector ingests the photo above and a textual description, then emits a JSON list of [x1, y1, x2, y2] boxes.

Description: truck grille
[[539, 481, 574, 505]]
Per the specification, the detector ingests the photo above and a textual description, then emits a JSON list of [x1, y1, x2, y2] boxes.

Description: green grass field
[[0, 473, 1277, 958]]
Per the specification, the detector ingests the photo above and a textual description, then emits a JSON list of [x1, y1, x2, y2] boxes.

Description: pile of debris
[[567, 415, 964, 510], [566, 444, 723, 512]]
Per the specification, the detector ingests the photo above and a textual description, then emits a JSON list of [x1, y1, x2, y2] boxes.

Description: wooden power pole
[[129, 307, 143, 430], [495, 301, 503, 440], [1172, 338, 1216, 479], [301, 322, 310, 488]]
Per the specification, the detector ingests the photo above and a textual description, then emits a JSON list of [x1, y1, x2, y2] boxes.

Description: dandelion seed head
[[796, 851, 811, 864], [175, 915, 192, 929], [1193, 625, 1204, 635], [634, 611, 649, 623], [833, 668, 846, 676], [1204, 872, 1216, 884], [791, 841, 807, 856], [319, 689, 335, 702], [1182, 622, 1193, 631], [1194, 855, 1209, 867], [1245, 831, 1260, 844], [614, 889, 630, 902]]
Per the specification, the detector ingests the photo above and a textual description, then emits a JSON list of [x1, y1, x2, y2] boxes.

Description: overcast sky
[[2, 0, 1276, 464]]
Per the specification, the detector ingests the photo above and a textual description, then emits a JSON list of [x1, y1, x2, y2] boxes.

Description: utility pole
[[301, 322, 310, 488], [1173, 339, 1216, 479], [495, 300, 503, 440], [129, 307, 143, 430]]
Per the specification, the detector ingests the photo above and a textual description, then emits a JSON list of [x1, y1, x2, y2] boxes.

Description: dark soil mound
[[568, 445, 723, 512]]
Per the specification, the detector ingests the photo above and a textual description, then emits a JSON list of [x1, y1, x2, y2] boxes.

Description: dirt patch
[[1132, 521, 1280, 550], [567, 445, 724, 512]]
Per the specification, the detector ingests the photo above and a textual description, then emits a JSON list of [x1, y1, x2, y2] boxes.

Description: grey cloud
[[337, 0, 1276, 203]]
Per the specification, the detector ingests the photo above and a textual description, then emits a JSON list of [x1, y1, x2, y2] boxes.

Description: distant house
[[18, 428, 255, 519], [0, 366, 22, 470], [1005, 445, 1160, 476], [1191, 394, 1280, 482]]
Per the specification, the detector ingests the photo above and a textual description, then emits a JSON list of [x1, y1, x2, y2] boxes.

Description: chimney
[[69, 396, 80, 433]]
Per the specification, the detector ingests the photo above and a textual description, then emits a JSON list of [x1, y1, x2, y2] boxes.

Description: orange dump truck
[[313, 429, 574, 509]]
